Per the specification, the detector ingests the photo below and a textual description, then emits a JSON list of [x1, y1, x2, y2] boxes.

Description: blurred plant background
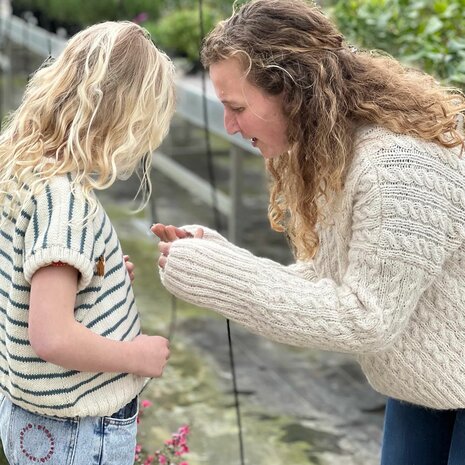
[[10, 0, 241, 72], [0, 1, 463, 464], [10, 0, 465, 85], [331, 0, 465, 87]]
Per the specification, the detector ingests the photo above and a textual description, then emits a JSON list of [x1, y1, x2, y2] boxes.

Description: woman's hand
[[123, 255, 135, 282], [151, 223, 204, 269]]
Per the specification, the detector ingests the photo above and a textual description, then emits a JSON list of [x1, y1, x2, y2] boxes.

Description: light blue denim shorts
[[0, 393, 138, 465]]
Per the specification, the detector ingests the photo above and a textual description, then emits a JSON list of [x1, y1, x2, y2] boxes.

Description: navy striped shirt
[[0, 175, 145, 417]]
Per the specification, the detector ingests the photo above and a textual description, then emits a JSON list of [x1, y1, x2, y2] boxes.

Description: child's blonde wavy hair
[[0, 20, 176, 220], [202, 0, 465, 260]]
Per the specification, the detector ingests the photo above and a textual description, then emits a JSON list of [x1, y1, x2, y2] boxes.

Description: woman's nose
[[224, 111, 240, 135]]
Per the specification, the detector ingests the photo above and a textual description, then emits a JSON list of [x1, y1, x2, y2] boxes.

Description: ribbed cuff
[[160, 238, 259, 324], [24, 246, 94, 292], [181, 224, 230, 245]]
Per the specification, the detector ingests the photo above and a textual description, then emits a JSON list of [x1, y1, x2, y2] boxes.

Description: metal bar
[[152, 151, 230, 216], [0, 15, 65, 57]]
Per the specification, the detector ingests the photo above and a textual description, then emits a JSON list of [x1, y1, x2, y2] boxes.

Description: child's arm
[[28, 265, 169, 378]]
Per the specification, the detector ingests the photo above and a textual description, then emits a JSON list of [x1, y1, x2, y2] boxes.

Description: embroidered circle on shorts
[[19, 422, 55, 462]]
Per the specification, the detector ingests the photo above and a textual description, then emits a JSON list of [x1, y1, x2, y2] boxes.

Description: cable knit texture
[[0, 174, 145, 417], [161, 125, 465, 409]]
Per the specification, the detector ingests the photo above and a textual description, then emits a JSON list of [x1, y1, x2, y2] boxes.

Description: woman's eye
[[231, 107, 244, 113]]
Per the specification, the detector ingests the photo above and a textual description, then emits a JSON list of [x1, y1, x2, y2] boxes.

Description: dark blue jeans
[[381, 398, 465, 465]]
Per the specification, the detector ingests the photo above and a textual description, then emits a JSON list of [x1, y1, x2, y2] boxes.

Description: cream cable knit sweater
[[160, 125, 465, 410]]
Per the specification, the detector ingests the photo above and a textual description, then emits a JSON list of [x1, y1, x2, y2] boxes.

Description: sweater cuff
[[181, 224, 229, 244], [160, 238, 259, 323], [24, 246, 94, 292]]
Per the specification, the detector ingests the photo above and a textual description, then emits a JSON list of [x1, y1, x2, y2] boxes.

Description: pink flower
[[180, 444, 189, 454], [141, 399, 153, 409], [136, 419, 190, 465], [133, 12, 149, 24], [178, 425, 190, 436]]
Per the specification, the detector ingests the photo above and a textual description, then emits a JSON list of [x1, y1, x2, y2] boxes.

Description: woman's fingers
[[151, 223, 193, 241], [151, 223, 168, 241], [158, 255, 167, 269], [152, 225, 204, 271], [157, 242, 170, 269], [165, 225, 179, 242], [158, 241, 171, 258], [193, 227, 204, 239]]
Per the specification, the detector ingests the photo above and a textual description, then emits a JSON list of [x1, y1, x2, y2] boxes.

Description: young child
[[0, 21, 175, 464]]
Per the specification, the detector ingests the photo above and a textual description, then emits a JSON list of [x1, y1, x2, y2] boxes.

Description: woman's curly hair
[[201, 0, 465, 260]]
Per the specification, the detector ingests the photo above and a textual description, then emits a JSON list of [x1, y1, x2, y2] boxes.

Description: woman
[[152, 0, 465, 463]]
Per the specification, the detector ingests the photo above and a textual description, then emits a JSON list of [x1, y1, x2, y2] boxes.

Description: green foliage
[[0, 444, 7, 465], [162, 0, 243, 16], [13, 0, 162, 27], [13, 0, 228, 68], [332, 0, 465, 87], [149, 6, 222, 65], [10, 0, 31, 11]]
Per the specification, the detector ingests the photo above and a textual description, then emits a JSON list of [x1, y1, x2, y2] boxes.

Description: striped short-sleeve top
[[0, 174, 145, 417]]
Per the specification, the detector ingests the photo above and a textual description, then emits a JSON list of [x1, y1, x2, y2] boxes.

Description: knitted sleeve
[[23, 176, 95, 292], [160, 141, 464, 353], [181, 224, 317, 280]]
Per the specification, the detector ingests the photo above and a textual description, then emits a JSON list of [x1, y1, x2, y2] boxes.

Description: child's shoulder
[[38, 173, 93, 207], [46, 173, 82, 195], [24, 173, 96, 221]]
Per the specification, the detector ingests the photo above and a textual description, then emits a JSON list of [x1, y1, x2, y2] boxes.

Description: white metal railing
[[0, 14, 65, 57], [0, 14, 259, 243]]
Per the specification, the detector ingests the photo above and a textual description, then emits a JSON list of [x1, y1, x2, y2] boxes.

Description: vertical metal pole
[[229, 145, 243, 245]]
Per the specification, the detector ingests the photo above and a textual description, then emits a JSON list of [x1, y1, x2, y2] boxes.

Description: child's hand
[[132, 334, 170, 378], [123, 255, 135, 282], [151, 223, 203, 269]]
